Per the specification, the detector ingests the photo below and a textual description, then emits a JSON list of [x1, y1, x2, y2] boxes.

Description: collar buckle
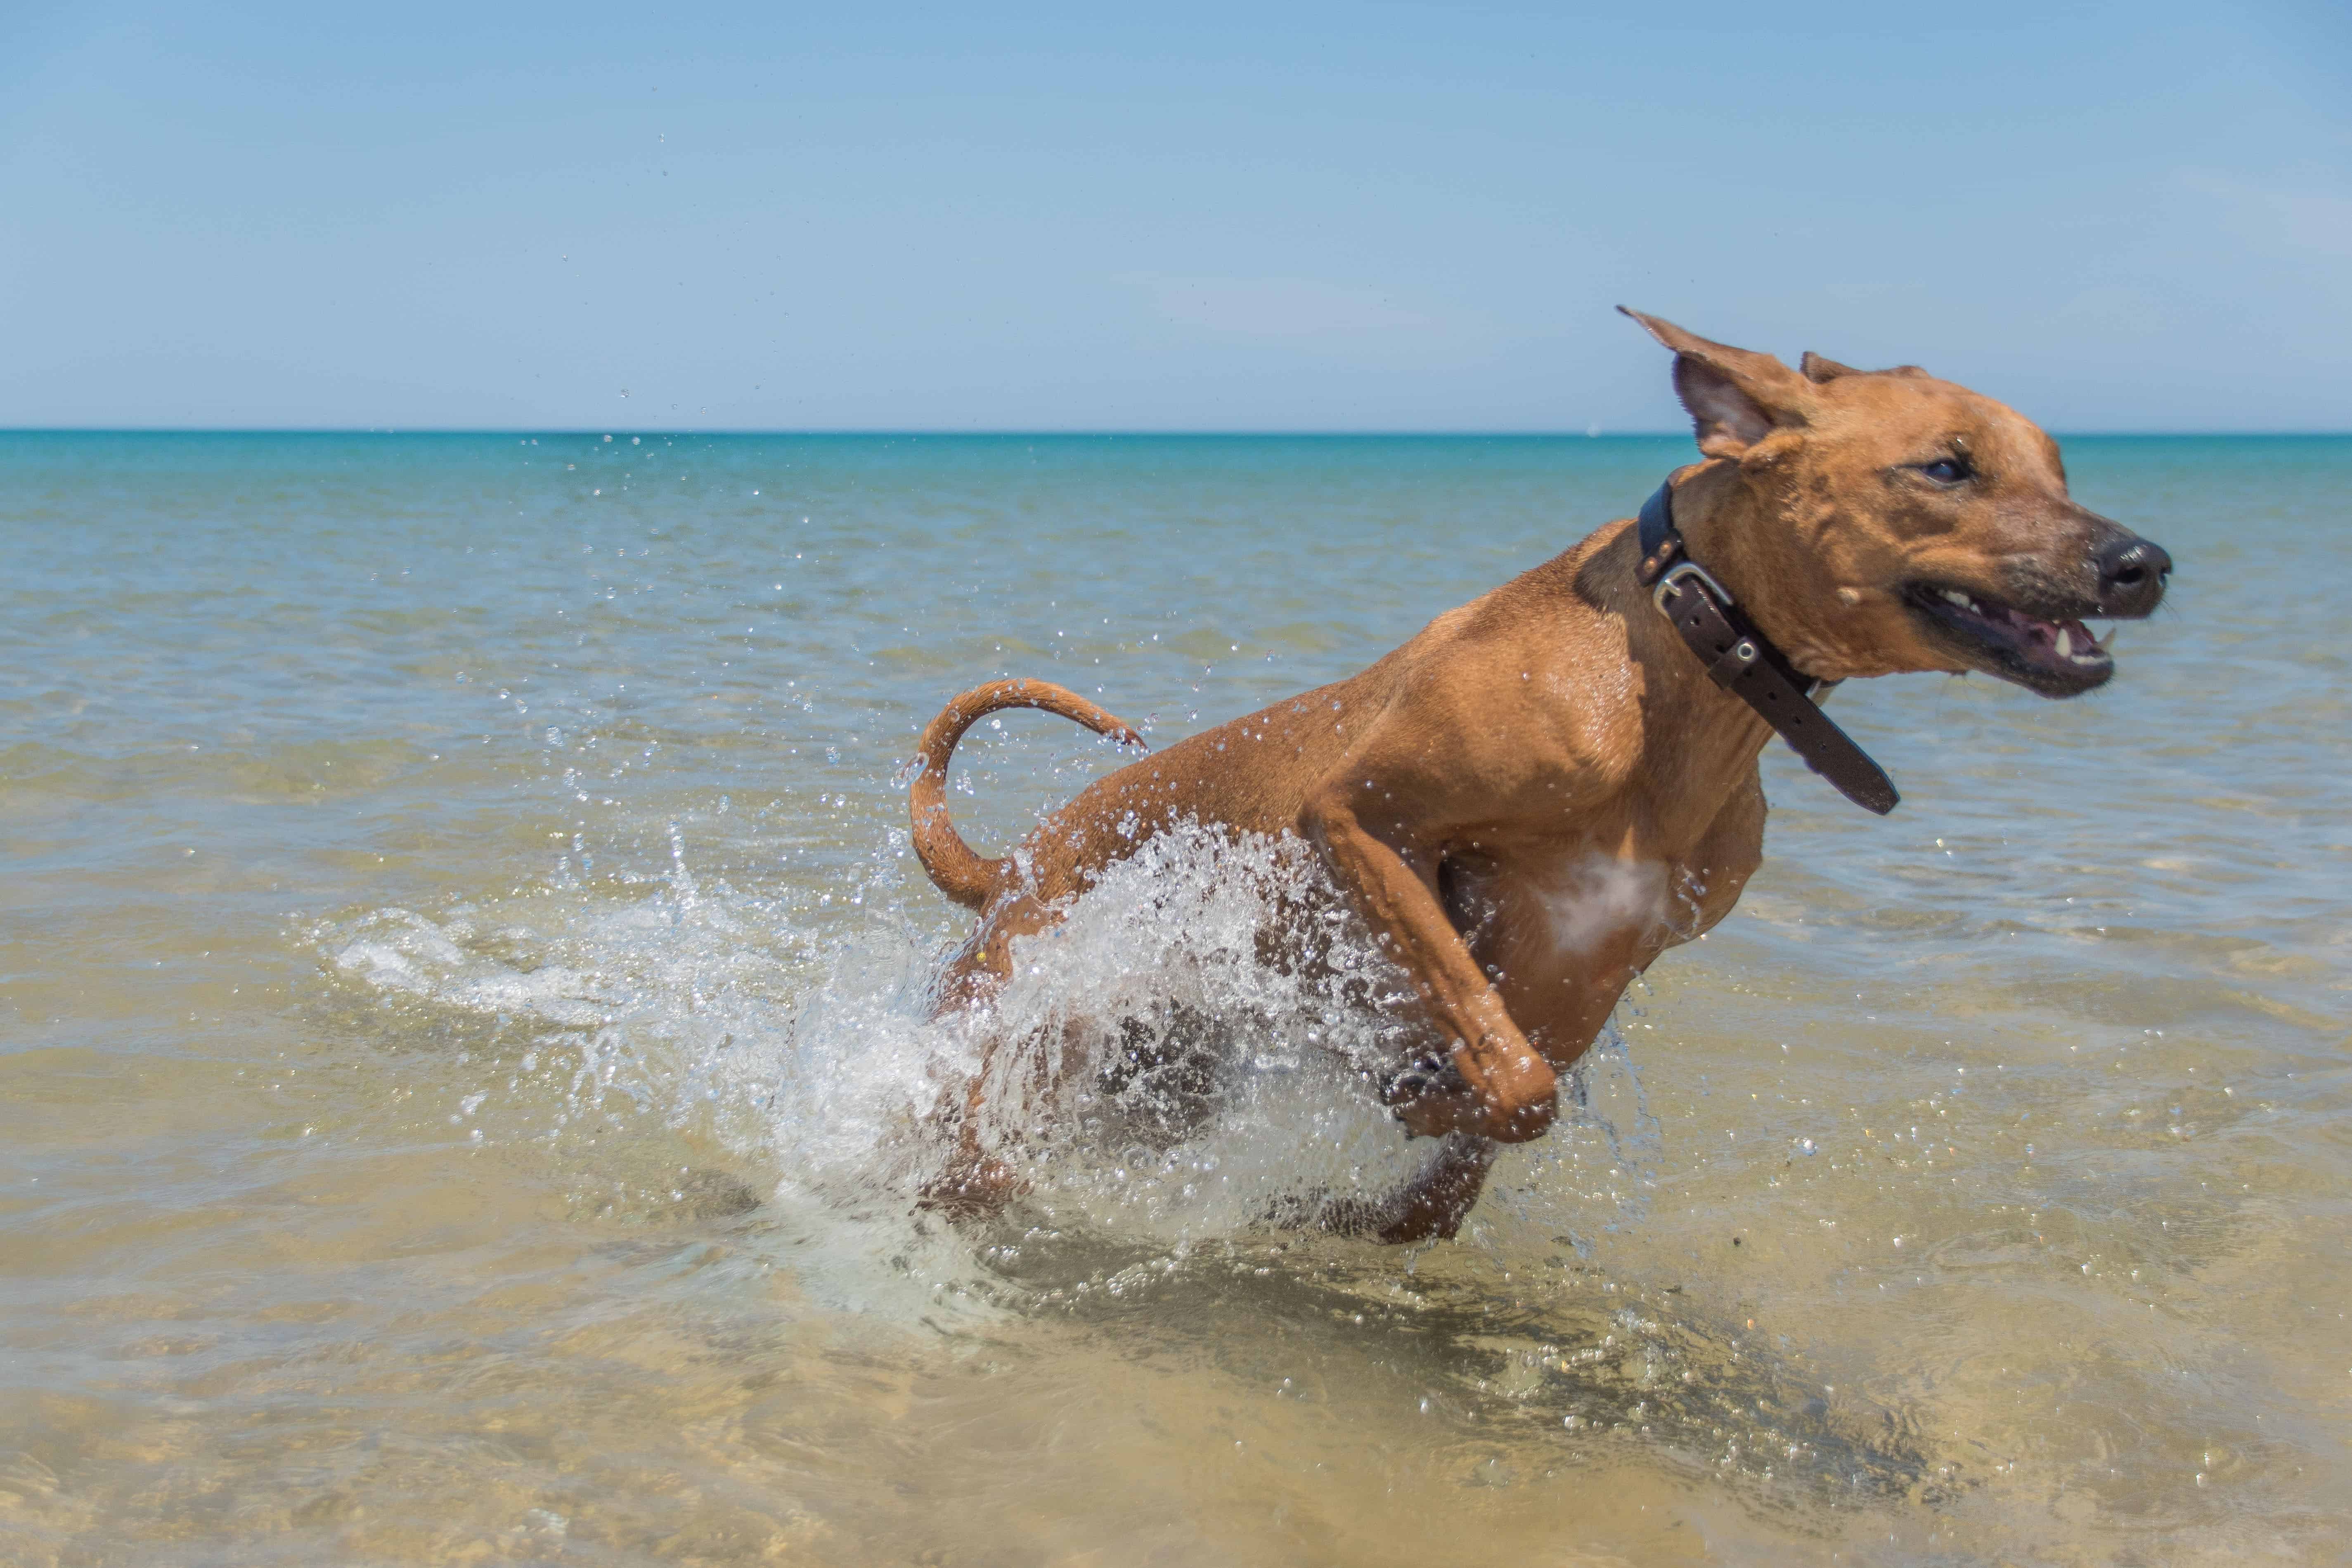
[[1652, 558, 1734, 615]]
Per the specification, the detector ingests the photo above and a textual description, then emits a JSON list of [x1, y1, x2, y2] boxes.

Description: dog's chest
[[1530, 853, 1671, 958], [1457, 847, 1715, 972]]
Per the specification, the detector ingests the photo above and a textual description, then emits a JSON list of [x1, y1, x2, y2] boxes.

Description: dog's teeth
[[2097, 627, 2117, 652], [2055, 629, 2073, 660], [1942, 589, 1972, 608]]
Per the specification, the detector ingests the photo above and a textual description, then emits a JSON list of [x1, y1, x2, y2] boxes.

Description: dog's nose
[[2095, 535, 2171, 617]]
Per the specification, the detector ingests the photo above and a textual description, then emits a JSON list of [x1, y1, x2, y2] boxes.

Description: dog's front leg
[[1295, 1132, 1498, 1243], [1301, 791, 1556, 1143]]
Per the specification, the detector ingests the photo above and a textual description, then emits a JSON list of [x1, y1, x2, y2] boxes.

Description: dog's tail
[[909, 678, 1146, 911]]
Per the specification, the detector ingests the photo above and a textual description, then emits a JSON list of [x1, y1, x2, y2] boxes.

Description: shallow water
[[3, 431, 2347, 1566]]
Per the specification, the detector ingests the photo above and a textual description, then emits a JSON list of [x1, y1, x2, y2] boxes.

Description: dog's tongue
[[2003, 604, 2101, 663]]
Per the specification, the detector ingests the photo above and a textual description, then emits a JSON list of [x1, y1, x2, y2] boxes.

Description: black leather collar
[[1633, 478, 1899, 816], [1635, 478, 1681, 577]]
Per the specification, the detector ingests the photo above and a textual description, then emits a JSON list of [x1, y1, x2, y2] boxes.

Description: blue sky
[[2, 2, 2346, 430]]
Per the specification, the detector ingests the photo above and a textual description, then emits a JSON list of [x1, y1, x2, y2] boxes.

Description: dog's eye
[[1919, 457, 1973, 484]]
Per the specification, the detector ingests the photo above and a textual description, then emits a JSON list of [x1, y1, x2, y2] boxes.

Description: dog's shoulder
[[1358, 525, 1652, 804]]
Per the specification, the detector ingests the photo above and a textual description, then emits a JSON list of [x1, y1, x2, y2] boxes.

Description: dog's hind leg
[[918, 890, 1079, 1220], [919, 1053, 1026, 1217]]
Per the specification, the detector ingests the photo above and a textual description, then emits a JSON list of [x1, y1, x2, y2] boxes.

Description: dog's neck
[[1653, 459, 1766, 603], [1601, 463, 1900, 828], [1665, 459, 1869, 681], [1608, 487, 1780, 825]]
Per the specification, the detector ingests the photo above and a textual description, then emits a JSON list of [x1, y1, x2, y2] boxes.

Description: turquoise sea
[[3, 431, 2348, 1565]]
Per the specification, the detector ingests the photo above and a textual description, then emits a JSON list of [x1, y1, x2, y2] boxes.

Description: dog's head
[[1622, 308, 2170, 698]]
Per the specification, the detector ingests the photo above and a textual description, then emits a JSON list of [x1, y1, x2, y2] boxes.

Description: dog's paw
[[1377, 1051, 1475, 1137], [1378, 1050, 1466, 1104]]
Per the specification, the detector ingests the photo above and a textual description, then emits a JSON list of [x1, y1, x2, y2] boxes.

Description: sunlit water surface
[[3, 432, 2347, 1566]]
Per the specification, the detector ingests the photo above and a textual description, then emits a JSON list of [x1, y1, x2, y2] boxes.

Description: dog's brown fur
[[909, 311, 2170, 1242]]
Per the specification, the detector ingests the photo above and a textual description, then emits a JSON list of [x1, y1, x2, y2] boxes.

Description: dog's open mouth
[[1903, 583, 2114, 696]]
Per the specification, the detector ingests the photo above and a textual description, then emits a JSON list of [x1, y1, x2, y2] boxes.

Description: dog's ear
[[1618, 307, 1811, 459], [1803, 350, 1932, 383]]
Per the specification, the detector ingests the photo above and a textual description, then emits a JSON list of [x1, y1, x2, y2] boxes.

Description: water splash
[[313, 817, 1666, 1263]]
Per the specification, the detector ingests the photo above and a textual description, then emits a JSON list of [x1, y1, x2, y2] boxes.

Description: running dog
[[906, 310, 2171, 1242]]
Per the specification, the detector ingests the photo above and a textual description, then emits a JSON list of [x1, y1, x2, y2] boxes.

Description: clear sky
[[2, 1, 2347, 431]]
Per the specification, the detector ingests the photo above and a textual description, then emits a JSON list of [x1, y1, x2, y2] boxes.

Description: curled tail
[[909, 678, 1146, 911]]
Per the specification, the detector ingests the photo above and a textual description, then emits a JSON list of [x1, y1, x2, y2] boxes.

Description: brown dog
[[906, 310, 2171, 1242]]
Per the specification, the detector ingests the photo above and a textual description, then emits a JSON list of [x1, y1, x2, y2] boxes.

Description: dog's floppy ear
[[1803, 350, 1932, 383], [1619, 307, 1811, 459]]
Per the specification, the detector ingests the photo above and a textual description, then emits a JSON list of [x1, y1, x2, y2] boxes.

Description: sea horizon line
[[4, 427, 2348, 440]]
